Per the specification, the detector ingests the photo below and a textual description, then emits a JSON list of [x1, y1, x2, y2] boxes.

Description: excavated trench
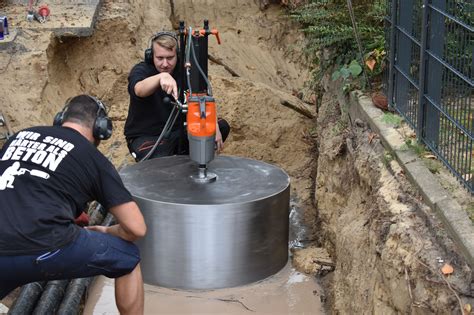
[[1, 0, 473, 314]]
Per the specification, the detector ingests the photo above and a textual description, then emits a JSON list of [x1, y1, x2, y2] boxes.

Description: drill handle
[[163, 96, 187, 113]]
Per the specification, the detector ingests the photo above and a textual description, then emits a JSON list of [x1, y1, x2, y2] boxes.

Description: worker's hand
[[158, 73, 178, 100], [215, 124, 224, 153], [84, 225, 108, 234]]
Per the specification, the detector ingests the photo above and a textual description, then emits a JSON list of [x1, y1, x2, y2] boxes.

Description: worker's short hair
[[62, 95, 103, 129], [53, 95, 112, 140], [152, 32, 178, 51]]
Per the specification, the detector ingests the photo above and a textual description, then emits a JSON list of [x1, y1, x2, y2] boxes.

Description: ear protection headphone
[[144, 31, 179, 65], [53, 95, 113, 140]]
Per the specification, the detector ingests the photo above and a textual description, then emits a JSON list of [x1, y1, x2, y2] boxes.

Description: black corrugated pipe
[[56, 212, 116, 315], [56, 278, 94, 315], [32, 280, 69, 315], [7, 281, 46, 315]]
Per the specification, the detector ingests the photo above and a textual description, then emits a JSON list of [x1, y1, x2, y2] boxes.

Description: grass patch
[[381, 112, 403, 128]]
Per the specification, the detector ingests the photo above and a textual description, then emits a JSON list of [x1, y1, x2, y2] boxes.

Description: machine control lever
[[163, 96, 187, 113]]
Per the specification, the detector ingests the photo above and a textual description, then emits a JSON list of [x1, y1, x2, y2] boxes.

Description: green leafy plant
[[290, 0, 387, 87], [331, 59, 363, 93]]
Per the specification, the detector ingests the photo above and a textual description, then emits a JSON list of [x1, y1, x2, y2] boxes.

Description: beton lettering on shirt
[[1, 131, 75, 172]]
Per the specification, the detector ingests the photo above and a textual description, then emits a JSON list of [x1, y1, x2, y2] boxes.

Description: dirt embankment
[[314, 81, 473, 313]]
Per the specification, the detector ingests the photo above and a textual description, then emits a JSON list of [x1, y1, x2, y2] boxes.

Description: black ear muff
[[144, 47, 153, 65], [144, 31, 179, 65], [91, 97, 113, 140], [53, 100, 71, 126], [53, 96, 113, 140], [53, 111, 64, 126]]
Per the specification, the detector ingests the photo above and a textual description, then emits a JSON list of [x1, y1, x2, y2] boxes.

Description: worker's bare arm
[[86, 201, 146, 242], [134, 73, 177, 99]]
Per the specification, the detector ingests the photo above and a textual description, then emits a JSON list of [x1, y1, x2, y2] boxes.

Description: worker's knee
[[84, 230, 141, 279]]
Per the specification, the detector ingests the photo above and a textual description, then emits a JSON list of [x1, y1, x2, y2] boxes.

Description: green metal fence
[[385, 0, 473, 193]]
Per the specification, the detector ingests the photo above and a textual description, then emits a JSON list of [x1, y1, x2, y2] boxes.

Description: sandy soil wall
[[314, 80, 473, 314]]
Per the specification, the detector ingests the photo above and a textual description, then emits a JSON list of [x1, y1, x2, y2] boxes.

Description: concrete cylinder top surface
[[120, 155, 290, 289]]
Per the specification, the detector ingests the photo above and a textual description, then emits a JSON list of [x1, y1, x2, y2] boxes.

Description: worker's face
[[153, 44, 177, 74]]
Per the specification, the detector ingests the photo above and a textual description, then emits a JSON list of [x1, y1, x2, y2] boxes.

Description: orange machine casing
[[186, 93, 216, 137]]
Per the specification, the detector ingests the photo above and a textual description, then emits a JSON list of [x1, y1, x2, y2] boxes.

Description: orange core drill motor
[[180, 21, 221, 182]]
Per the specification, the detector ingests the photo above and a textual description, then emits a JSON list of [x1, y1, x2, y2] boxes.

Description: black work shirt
[[0, 126, 133, 255], [124, 62, 179, 140]]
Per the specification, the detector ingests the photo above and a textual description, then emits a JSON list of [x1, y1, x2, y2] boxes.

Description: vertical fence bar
[[417, 0, 429, 137], [397, 0, 415, 117], [387, 0, 397, 107], [424, 0, 445, 148]]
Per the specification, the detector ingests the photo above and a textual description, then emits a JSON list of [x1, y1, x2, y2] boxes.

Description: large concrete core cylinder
[[120, 155, 290, 290]]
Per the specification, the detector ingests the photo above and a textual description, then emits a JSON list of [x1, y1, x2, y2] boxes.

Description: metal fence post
[[396, 0, 414, 116], [424, 0, 445, 148], [417, 0, 429, 137], [387, 0, 397, 107]]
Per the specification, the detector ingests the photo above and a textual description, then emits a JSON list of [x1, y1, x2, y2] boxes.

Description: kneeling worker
[[125, 31, 230, 161], [0, 95, 147, 315]]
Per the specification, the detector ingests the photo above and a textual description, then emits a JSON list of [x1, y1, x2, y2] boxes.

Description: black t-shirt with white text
[[124, 61, 180, 140], [0, 126, 133, 255]]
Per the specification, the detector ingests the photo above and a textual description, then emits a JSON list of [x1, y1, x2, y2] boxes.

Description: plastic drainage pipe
[[32, 280, 69, 315], [8, 281, 46, 315]]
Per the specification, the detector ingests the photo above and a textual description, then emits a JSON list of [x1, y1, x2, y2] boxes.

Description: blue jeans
[[0, 228, 140, 299]]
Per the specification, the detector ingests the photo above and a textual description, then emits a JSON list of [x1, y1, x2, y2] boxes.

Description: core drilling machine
[[141, 20, 221, 183]]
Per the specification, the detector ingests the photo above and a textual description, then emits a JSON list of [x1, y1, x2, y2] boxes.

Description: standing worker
[[124, 31, 230, 161], [0, 95, 146, 315]]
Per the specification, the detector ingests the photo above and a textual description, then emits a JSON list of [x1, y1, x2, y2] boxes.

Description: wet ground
[[84, 262, 322, 314]]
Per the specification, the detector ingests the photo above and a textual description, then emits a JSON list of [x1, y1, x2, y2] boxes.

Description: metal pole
[[417, 0, 429, 137], [387, 0, 397, 107]]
